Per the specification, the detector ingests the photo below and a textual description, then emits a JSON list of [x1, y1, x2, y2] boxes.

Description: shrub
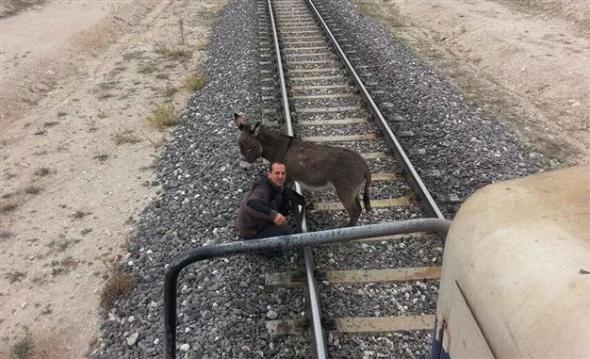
[[146, 103, 178, 128], [184, 73, 208, 92]]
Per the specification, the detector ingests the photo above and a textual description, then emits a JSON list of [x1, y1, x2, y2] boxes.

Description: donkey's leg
[[336, 186, 362, 227], [354, 194, 362, 212]]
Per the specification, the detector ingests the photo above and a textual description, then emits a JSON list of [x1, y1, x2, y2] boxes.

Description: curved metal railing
[[163, 220, 451, 358]]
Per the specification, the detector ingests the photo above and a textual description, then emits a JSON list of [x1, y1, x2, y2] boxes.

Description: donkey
[[234, 113, 371, 226]]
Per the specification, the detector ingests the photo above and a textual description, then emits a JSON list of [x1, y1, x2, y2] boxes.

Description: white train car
[[432, 164, 590, 358]]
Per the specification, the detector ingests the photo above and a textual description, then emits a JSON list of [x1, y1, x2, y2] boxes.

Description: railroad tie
[[331, 315, 436, 333], [301, 133, 376, 142], [290, 93, 355, 100], [284, 53, 336, 58], [266, 315, 435, 336], [297, 118, 368, 126], [311, 197, 410, 211], [371, 172, 401, 181], [289, 74, 345, 81], [362, 152, 390, 160], [266, 266, 441, 286], [282, 46, 329, 52], [282, 40, 325, 46], [287, 60, 336, 65], [296, 106, 366, 115], [290, 84, 352, 92], [288, 68, 342, 75]]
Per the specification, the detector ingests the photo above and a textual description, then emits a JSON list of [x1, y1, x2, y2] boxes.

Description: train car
[[432, 164, 590, 358]]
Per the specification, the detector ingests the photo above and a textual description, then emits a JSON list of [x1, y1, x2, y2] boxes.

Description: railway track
[[163, 0, 449, 358], [257, 0, 446, 357]]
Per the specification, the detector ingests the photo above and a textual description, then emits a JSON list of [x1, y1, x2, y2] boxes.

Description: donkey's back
[[284, 140, 371, 226], [285, 141, 366, 189]]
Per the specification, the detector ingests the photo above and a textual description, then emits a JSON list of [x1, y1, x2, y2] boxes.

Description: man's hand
[[273, 213, 287, 226]]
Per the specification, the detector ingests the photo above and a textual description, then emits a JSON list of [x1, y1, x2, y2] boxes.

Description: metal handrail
[[163, 219, 451, 358]]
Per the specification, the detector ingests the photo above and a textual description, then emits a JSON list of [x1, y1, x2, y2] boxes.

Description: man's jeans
[[252, 224, 294, 257], [254, 224, 294, 239]]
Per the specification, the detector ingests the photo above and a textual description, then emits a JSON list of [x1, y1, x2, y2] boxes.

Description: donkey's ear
[[252, 121, 261, 135], [234, 113, 249, 130]]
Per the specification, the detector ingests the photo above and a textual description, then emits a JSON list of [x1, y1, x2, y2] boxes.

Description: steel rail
[[267, 0, 292, 135], [267, 0, 328, 356], [306, 0, 445, 220], [163, 219, 451, 358]]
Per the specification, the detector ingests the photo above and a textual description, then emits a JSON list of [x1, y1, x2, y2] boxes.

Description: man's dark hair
[[269, 161, 286, 173]]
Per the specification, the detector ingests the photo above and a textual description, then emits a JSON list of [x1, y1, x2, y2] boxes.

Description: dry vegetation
[[10, 330, 33, 359], [156, 45, 192, 60], [50, 256, 79, 276], [33, 167, 50, 177], [7, 327, 68, 359], [0, 230, 15, 239], [112, 129, 142, 145], [184, 73, 208, 92], [4, 271, 27, 284], [99, 262, 135, 310], [146, 102, 178, 128], [0, 0, 46, 18], [1, 200, 19, 214], [47, 237, 81, 253], [24, 185, 43, 195]]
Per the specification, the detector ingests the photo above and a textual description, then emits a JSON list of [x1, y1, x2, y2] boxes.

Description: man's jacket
[[237, 176, 305, 238]]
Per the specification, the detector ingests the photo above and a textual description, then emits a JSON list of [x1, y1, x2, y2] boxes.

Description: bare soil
[[0, 0, 588, 357], [354, 0, 589, 165], [0, 0, 226, 357]]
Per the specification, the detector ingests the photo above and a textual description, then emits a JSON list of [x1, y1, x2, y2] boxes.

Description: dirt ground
[[0, 0, 226, 357], [0, 0, 588, 358], [354, 0, 589, 165]]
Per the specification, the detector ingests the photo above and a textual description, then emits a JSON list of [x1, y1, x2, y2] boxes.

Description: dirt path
[[0, 0, 226, 357], [354, 0, 589, 165]]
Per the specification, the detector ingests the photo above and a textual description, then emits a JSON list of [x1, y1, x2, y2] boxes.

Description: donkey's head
[[234, 113, 262, 163]]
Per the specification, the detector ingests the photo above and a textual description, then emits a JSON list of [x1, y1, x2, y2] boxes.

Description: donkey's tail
[[363, 169, 372, 212]]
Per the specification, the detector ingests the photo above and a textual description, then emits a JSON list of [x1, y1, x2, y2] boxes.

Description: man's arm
[[246, 185, 279, 220], [247, 199, 274, 216]]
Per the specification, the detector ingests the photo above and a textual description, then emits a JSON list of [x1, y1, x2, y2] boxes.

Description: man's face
[[268, 163, 286, 187]]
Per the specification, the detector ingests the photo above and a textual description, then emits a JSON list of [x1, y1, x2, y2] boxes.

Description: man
[[238, 162, 305, 239]]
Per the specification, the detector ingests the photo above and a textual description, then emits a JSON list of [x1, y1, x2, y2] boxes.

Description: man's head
[[268, 162, 286, 187]]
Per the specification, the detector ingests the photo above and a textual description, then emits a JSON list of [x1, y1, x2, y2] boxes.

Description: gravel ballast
[[91, 1, 309, 357], [91, 0, 552, 357]]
